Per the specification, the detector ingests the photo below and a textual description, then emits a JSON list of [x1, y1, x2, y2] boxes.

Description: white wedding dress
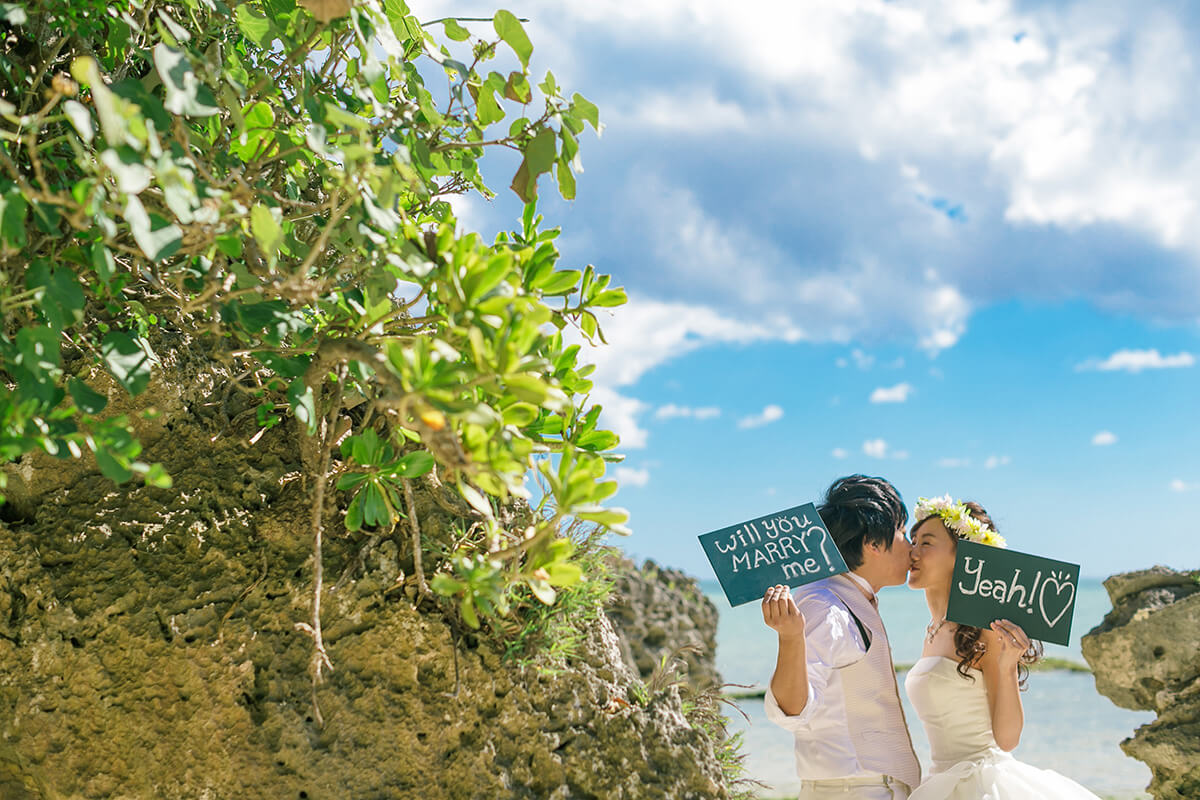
[[904, 656, 1102, 799]]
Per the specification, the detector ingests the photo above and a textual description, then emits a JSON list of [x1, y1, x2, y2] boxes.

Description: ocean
[[706, 578, 1156, 799]]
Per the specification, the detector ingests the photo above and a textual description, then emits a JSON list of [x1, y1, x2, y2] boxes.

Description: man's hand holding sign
[[762, 583, 808, 716]]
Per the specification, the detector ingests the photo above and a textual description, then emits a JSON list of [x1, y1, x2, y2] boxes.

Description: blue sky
[[409, 0, 1200, 579]]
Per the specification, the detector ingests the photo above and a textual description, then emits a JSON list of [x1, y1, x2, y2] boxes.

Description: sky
[[407, 0, 1200, 580]]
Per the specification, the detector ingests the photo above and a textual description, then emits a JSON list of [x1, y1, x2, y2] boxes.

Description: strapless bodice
[[904, 656, 998, 773]]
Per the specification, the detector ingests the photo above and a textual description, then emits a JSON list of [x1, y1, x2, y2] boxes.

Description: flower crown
[[914, 495, 1007, 548]]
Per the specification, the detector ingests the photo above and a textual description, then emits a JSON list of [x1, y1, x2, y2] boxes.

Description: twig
[[421, 16, 529, 26], [403, 477, 428, 596], [294, 365, 347, 729]]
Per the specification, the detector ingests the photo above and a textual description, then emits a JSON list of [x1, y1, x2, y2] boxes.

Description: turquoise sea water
[[706, 578, 1155, 799]]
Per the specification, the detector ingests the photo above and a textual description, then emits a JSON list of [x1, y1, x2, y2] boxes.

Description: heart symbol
[[1038, 574, 1075, 629], [799, 525, 832, 563]]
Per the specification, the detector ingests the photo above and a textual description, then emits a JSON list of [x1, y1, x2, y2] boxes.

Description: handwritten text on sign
[[946, 539, 1081, 646], [699, 503, 849, 607]]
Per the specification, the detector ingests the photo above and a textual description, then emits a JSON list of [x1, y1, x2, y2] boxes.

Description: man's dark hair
[[818, 475, 908, 570]]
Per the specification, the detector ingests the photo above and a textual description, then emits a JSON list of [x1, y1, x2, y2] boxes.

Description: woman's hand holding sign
[[763, 584, 809, 716], [988, 618, 1033, 673], [981, 617, 1034, 751]]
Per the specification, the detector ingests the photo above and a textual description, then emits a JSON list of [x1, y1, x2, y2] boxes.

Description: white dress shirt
[[764, 572, 881, 780]]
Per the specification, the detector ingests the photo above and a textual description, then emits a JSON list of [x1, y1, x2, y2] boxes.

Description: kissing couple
[[761, 474, 1100, 799]]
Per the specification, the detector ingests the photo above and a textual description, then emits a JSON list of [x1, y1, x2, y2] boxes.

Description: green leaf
[[504, 71, 531, 103], [460, 596, 480, 628], [557, 157, 576, 200], [124, 196, 182, 262], [0, 188, 28, 250], [592, 288, 627, 308], [525, 127, 557, 176], [95, 446, 133, 483], [573, 505, 631, 533], [431, 573, 464, 595], [287, 377, 318, 436], [336, 472, 371, 491], [345, 489, 365, 531], [545, 562, 583, 587], [501, 402, 539, 427], [68, 378, 108, 415], [443, 19, 470, 41], [393, 451, 434, 478], [536, 269, 581, 296], [571, 93, 601, 132], [361, 481, 391, 527], [250, 204, 284, 263], [143, 462, 173, 488], [26, 261, 85, 332], [101, 332, 155, 395], [153, 43, 219, 117], [493, 10, 533, 69], [235, 4, 273, 47]]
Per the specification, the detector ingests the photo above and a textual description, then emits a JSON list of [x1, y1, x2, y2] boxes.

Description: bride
[[904, 495, 1102, 799]]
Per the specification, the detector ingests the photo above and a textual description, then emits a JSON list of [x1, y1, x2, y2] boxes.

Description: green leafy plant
[[1, 0, 627, 722]]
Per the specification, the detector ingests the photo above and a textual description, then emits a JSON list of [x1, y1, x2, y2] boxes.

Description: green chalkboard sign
[[699, 503, 849, 607], [946, 540, 1081, 646]]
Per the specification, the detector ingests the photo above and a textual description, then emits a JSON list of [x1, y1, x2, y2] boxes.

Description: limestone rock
[[0, 371, 730, 798], [1082, 565, 1200, 799], [606, 557, 723, 691]]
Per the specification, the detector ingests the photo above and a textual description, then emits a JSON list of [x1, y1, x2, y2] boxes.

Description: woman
[[904, 495, 1101, 799]]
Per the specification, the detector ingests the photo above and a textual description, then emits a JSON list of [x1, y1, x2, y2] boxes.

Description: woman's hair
[[914, 501, 1043, 686]]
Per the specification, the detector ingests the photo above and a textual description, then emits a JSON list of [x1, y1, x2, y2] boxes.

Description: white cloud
[[832, 448, 849, 459], [1170, 478, 1197, 493], [1077, 349, 1196, 373], [571, 294, 804, 390], [655, 404, 721, 420], [984, 455, 1012, 469], [568, 295, 802, 449], [938, 457, 971, 468], [738, 404, 784, 430], [1092, 430, 1118, 446], [851, 349, 875, 370], [870, 382, 914, 403], [615, 466, 651, 488], [618, 87, 750, 134], [622, 177, 973, 354], [590, 387, 650, 450], [862, 438, 890, 459]]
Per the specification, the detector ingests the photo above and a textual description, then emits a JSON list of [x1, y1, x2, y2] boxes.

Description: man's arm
[[763, 584, 808, 715]]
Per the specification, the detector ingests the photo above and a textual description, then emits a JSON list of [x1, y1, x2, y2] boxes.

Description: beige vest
[[825, 574, 922, 790]]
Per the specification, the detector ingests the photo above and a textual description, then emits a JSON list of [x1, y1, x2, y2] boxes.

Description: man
[[762, 474, 921, 799]]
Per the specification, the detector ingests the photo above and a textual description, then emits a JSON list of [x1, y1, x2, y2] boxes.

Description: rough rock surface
[[607, 557, 723, 691], [1081, 565, 1200, 800], [0, 364, 730, 799]]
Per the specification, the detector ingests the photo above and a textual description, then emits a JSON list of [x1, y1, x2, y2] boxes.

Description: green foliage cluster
[[0, 0, 626, 633]]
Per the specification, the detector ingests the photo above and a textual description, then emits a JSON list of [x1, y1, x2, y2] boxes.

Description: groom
[[762, 474, 921, 799]]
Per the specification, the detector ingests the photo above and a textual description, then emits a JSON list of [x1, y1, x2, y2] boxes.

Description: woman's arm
[[978, 619, 1032, 751]]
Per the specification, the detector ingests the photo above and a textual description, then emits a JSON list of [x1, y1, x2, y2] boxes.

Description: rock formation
[[606, 557, 723, 692], [1081, 566, 1200, 800], [0, 363, 731, 799]]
